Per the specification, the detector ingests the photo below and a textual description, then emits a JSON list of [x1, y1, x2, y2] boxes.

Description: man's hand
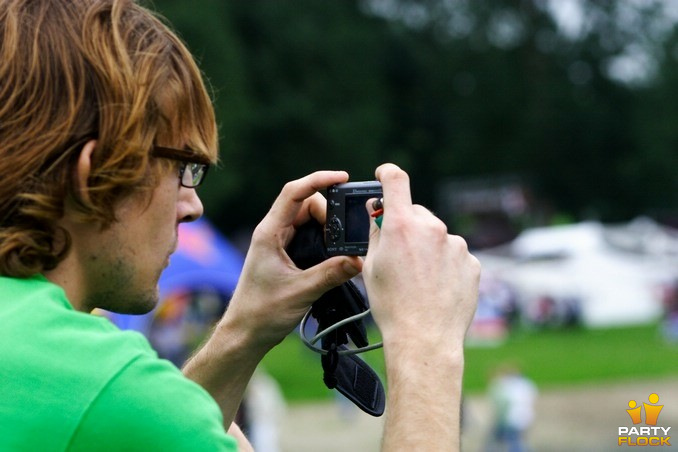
[[183, 170, 362, 426], [223, 170, 363, 349], [362, 163, 480, 450], [363, 163, 479, 347]]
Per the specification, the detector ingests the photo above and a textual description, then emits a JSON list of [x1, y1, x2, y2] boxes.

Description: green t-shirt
[[0, 275, 237, 451]]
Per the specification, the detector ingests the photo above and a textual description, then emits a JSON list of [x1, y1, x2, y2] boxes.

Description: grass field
[[259, 323, 678, 402]]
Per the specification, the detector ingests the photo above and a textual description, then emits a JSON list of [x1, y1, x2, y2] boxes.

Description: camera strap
[[286, 220, 385, 417]]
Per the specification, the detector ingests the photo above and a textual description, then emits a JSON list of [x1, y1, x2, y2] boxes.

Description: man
[[0, 0, 480, 450], [487, 364, 538, 452]]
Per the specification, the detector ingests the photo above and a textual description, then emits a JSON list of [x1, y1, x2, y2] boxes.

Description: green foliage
[[260, 324, 678, 403], [149, 0, 678, 234]]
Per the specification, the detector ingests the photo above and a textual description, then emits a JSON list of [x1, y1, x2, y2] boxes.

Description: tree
[[151, 0, 678, 236]]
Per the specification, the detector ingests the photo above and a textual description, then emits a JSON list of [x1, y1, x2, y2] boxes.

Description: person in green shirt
[[0, 0, 480, 451]]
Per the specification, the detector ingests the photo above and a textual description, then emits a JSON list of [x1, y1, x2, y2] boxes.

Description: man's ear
[[73, 139, 97, 204]]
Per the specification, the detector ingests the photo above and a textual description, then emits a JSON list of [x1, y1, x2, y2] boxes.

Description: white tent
[[476, 219, 678, 328]]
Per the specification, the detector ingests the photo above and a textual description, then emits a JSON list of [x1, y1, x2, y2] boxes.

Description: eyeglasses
[[151, 145, 211, 188]]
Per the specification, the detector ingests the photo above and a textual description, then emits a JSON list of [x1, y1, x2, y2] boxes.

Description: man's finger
[[292, 192, 327, 227], [375, 164, 412, 214], [297, 256, 363, 302], [266, 170, 348, 229]]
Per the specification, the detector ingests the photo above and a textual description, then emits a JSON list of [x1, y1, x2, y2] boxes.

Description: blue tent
[[110, 217, 244, 340], [157, 217, 244, 300]]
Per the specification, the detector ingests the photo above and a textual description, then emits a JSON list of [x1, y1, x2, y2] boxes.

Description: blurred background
[[122, 0, 678, 450]]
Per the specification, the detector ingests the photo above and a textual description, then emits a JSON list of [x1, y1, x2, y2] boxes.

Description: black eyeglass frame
[[151, 145, 211, 188]]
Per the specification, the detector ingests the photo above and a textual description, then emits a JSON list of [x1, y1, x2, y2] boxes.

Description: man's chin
[[95, 289, 160, 315], [114, 302, 157, 315]]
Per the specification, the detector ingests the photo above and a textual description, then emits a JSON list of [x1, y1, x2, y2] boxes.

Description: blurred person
[[0, 1, 480, 451], [242, 368, 286, 452], [662, 278, 678, 342], [486, 364, 538, 452]]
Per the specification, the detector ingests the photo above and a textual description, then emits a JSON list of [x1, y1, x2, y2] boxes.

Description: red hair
[[0, 0, 218, 276]]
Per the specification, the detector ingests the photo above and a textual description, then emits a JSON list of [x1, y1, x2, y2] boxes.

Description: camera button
[[328, 216, 342, 241]]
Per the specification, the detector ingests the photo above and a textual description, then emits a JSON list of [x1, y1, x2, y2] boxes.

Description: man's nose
[[177, 186, 204, 223]]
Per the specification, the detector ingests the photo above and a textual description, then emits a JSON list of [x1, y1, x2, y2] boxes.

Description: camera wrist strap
[[286, 220, 385, 417]]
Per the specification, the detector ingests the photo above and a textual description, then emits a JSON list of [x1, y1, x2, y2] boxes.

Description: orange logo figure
[[626, 393, 664, 425], [626, 400, 642, 424], [644, 393, 664, 426]]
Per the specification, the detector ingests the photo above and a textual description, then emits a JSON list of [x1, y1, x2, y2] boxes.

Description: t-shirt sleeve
[[67, 354, 237, 451]]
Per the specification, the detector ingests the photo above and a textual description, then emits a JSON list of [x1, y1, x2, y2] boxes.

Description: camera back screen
[[345, 194, 372, 243]]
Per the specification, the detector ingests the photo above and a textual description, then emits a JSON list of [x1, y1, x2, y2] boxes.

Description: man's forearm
[[380, 342, 465, 451], [181, 314, 270, 426]]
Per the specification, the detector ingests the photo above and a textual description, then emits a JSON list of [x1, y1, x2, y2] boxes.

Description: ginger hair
[[0, 0, 218, 276]]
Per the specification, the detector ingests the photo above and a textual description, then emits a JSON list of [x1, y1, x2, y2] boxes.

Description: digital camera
[[325, 181, 383, 256]]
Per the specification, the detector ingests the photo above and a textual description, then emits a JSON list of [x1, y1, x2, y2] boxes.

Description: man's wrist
[[207, 313, 272, 367], [383, 339, 465, 376]]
